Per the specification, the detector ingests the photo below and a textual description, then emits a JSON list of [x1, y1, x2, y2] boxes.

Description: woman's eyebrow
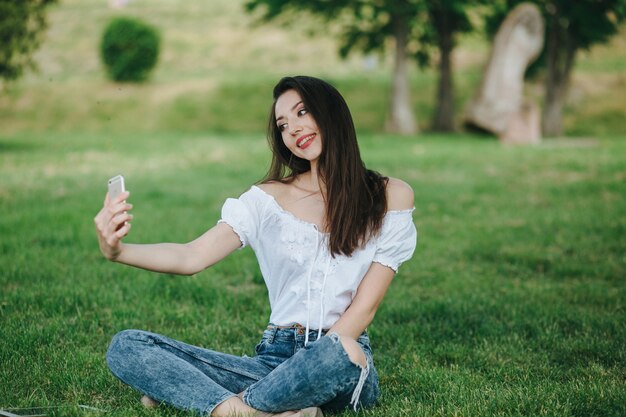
[[276, 101, 303, 122]]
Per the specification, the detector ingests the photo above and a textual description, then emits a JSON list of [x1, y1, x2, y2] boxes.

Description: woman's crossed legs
[[106, 329, 379, 415]]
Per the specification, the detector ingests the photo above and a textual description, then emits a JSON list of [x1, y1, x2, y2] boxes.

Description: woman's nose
[[289, 122, 302, 136]]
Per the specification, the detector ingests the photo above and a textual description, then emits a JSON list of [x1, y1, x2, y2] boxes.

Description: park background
[[1, 0, 625, 416]]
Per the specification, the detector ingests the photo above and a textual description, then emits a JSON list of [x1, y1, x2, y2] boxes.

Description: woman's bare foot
[[211, 396, 259, 416], [141, 395, 159, 408], [294, 408, 324, 417], [251, 407, 323, 417], [212, 396, 322, 416]]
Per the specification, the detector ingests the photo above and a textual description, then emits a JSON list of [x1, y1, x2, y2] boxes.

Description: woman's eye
[[278, 123, 287, 131], [297, 108, 308, 116]]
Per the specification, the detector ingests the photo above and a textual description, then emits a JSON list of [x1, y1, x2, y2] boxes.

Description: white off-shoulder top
[[218, 186, 417, 339]]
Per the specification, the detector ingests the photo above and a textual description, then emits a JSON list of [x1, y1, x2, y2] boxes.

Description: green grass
[[1, 0, 625, 415], [1, 131, 625, 416]]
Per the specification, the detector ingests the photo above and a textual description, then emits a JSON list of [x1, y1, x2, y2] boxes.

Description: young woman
[[95, 76, 417, 417]]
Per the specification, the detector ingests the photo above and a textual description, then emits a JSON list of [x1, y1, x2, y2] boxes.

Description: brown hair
[[261, 76, 388, 257]]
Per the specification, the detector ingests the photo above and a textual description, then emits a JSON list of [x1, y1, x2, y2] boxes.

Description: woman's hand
[[94, 191, 133, 261]]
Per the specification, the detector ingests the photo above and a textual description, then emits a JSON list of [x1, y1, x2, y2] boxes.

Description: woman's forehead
[[275, 89, 303, 119]]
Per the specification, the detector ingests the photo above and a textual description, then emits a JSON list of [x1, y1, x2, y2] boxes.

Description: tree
[[100, 17, 161, 83], [246, 0, 420, 134], [423, 1, 476, 132], [487, 0, 626, 136], [0, 0, 58, 85], [246, 0, 482, 134]]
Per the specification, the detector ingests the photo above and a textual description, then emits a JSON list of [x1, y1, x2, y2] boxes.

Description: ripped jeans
[[106, 325, 380, 414]]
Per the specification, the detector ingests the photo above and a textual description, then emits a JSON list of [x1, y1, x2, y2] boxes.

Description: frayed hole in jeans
[[327, 332, 370, 410]]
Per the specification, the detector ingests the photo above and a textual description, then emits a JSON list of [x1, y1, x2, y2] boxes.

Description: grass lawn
[[1, 0, 625, 415], [1, 130, 624, 416]]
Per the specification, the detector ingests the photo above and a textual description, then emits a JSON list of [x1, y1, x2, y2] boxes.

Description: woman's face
[[274, 89, 322, 164]]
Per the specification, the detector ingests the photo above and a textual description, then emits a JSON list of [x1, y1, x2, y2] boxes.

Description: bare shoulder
[[256, 181, 290, 199], [385, 177, 414, 211]]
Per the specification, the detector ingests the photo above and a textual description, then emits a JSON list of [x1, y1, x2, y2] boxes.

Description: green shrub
[[100, 16, 160, 82]]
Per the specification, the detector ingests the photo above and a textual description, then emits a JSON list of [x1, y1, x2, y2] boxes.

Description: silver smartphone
[[107, 175, 126, 201]]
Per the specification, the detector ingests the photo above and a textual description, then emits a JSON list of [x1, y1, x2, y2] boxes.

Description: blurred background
[[1, 0, 624, 137]]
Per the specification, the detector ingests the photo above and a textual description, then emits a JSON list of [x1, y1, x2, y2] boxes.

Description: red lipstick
[[296, 133, 316, 149]]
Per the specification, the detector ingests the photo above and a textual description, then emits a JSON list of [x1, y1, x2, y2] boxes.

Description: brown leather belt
[[267, 323, 324, 335]]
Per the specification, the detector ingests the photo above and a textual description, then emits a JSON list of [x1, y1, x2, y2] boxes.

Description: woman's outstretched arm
[[94, 191, 242, 276]]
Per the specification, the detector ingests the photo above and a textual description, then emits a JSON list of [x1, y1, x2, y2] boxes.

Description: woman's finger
[[108, 212, 133, 234], [105, 231, 121, 249], [108, 201, 133, 219], [115, 221, 131, 239], [94, 207, 112, 234], [113, 201, 133, 212], [111, 191, 130, 205], [108, 222, 131, 248]]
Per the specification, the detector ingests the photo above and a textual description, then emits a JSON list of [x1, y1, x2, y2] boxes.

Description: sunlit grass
[[1, 131, 625, 416]]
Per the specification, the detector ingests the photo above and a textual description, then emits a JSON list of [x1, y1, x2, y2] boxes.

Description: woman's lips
[[296, 133, 316, 149]]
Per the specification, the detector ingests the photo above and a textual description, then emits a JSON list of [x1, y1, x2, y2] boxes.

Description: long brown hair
[[261, 76, 388, 257]]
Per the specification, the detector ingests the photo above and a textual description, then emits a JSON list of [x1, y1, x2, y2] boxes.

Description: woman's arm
[[114, 223, 242, 275], [94, 191, 242, 276], [327, 262, 395, 339]]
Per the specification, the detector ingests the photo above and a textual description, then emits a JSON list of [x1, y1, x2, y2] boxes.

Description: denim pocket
[[254, 330, 273, 355], [254, 340, 268, 355], [255, 335, 295, 359]]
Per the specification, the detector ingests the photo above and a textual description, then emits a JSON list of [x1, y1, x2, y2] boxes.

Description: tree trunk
[[543, 8, 577, 137], [432, 12, 455, 132], [386, 14, 418, 135]]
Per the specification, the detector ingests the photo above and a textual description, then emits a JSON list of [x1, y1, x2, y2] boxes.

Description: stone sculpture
[[464, 3, 544, 144]]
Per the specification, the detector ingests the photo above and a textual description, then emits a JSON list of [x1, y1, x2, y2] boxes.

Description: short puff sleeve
[[373, 209, 417, 272], [217, 187, 265, 249]]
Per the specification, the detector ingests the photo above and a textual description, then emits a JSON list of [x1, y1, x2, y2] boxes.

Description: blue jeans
[[106, 326, 380, 414]]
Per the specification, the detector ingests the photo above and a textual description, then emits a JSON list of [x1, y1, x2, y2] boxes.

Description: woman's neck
[[296, 167, 325, 197]]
